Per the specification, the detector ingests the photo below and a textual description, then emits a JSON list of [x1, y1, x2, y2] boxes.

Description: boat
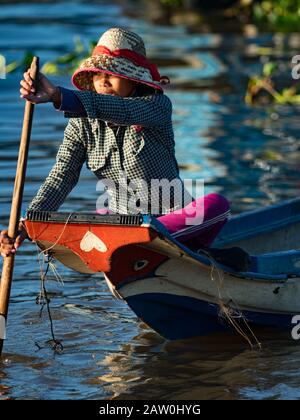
[[24, 197, 300, 341]]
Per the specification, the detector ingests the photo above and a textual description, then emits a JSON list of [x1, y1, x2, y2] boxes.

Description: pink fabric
[[158, 193, 230, 248], [96, 208, 114, 214], [96, 193, 230, 248]]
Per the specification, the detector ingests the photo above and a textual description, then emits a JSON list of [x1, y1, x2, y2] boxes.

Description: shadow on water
[[1, 0, 300, 400]]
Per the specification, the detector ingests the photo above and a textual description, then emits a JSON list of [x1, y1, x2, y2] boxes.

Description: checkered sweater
[[28, 91, 189, 214]]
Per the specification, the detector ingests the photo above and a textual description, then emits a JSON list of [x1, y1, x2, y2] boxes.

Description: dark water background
[[1, 0, 300, 400]]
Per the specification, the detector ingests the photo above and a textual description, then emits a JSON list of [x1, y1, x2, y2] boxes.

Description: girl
[[0, 27, 229, 257]]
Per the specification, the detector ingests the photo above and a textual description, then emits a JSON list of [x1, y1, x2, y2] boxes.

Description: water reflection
[[87, 327, 300, 400]]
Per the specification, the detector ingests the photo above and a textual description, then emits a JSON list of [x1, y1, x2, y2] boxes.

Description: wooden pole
[[0, 56, 39, 355]]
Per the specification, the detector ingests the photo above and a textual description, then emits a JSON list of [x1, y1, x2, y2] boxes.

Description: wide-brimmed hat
[[72, 27, 169, 91]]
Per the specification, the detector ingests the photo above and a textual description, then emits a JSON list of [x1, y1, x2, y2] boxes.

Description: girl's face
[[93, 73, 136, 97]]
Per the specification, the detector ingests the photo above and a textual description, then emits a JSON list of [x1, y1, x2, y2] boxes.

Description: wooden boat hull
[[24, 198, 300, 340]]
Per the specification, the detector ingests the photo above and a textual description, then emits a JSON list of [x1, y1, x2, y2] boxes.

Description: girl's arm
[[53, 87, 87, 116], [27, 118, 86, 212], [71, 90, 173, 127], [20, 71, 172, 126]]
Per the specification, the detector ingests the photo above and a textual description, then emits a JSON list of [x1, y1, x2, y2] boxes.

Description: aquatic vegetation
[[245, 62, 300, 105], [252, 0, 300, 32], [160, 0, 183, 6], [142, 0, 300, 32], [6, 51, 35, 74], [6, 37, 96, 76]]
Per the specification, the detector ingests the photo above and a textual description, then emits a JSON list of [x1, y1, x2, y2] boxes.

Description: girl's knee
[[204, 193, 230, 213]]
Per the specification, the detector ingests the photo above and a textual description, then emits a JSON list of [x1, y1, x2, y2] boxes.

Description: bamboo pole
[[0, 56, 39, 355]]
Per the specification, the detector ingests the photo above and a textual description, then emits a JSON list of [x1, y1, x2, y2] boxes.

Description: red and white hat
[[72, 27, 169, 91]]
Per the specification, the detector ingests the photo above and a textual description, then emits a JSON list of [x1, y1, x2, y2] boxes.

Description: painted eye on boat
[[134, 260, 149, 271]]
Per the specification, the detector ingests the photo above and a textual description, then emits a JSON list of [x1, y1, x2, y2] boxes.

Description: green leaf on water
[[41, 61, 61, 75], [88, 39, 97, 52], [22, 51, 35, 71], [56, 53, 78, 65], [74, 36, 85, 54], [263, 62, 277, 77], [262, 150, 282, 161], [5, 60, 20, 73]]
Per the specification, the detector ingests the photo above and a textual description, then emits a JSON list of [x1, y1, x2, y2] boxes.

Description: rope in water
[[32, 214, 75, 354], [35, 251, 63, 354], [35, 255, 64, 354]]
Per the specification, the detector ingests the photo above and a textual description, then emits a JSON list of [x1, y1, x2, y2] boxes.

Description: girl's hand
[[20, 70, 61, 106], [0, 223, 28, 257]]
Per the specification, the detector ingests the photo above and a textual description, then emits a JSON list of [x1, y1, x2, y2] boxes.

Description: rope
[[30, 212, 78, 353], [34, 245, 63, 354], [209, 262, 261, 350], [37, 212, 74, 257]]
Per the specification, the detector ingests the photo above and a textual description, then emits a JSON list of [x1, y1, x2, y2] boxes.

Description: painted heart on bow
[[80, 231, 108, 253]]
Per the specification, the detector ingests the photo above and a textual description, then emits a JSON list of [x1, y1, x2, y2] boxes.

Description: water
[[1, 0, 300, 400]]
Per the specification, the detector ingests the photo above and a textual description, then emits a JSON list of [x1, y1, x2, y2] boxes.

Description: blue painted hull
[[125, 293, 295, 340]]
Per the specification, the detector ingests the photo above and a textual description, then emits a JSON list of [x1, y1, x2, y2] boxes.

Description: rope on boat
[[209, 263, 262, 350], [37, 212, 75, 256]]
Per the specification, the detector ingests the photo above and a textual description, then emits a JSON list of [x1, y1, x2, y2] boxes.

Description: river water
[[1, 0, 300, 400]]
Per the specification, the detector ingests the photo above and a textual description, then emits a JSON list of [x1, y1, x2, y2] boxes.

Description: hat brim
[[72, 55, 164, 92]]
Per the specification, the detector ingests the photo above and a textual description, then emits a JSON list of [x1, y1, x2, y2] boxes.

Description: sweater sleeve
[[68, 90, 172, 127], [27, 119, 86, 212], [53, 86, 87, 116]]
